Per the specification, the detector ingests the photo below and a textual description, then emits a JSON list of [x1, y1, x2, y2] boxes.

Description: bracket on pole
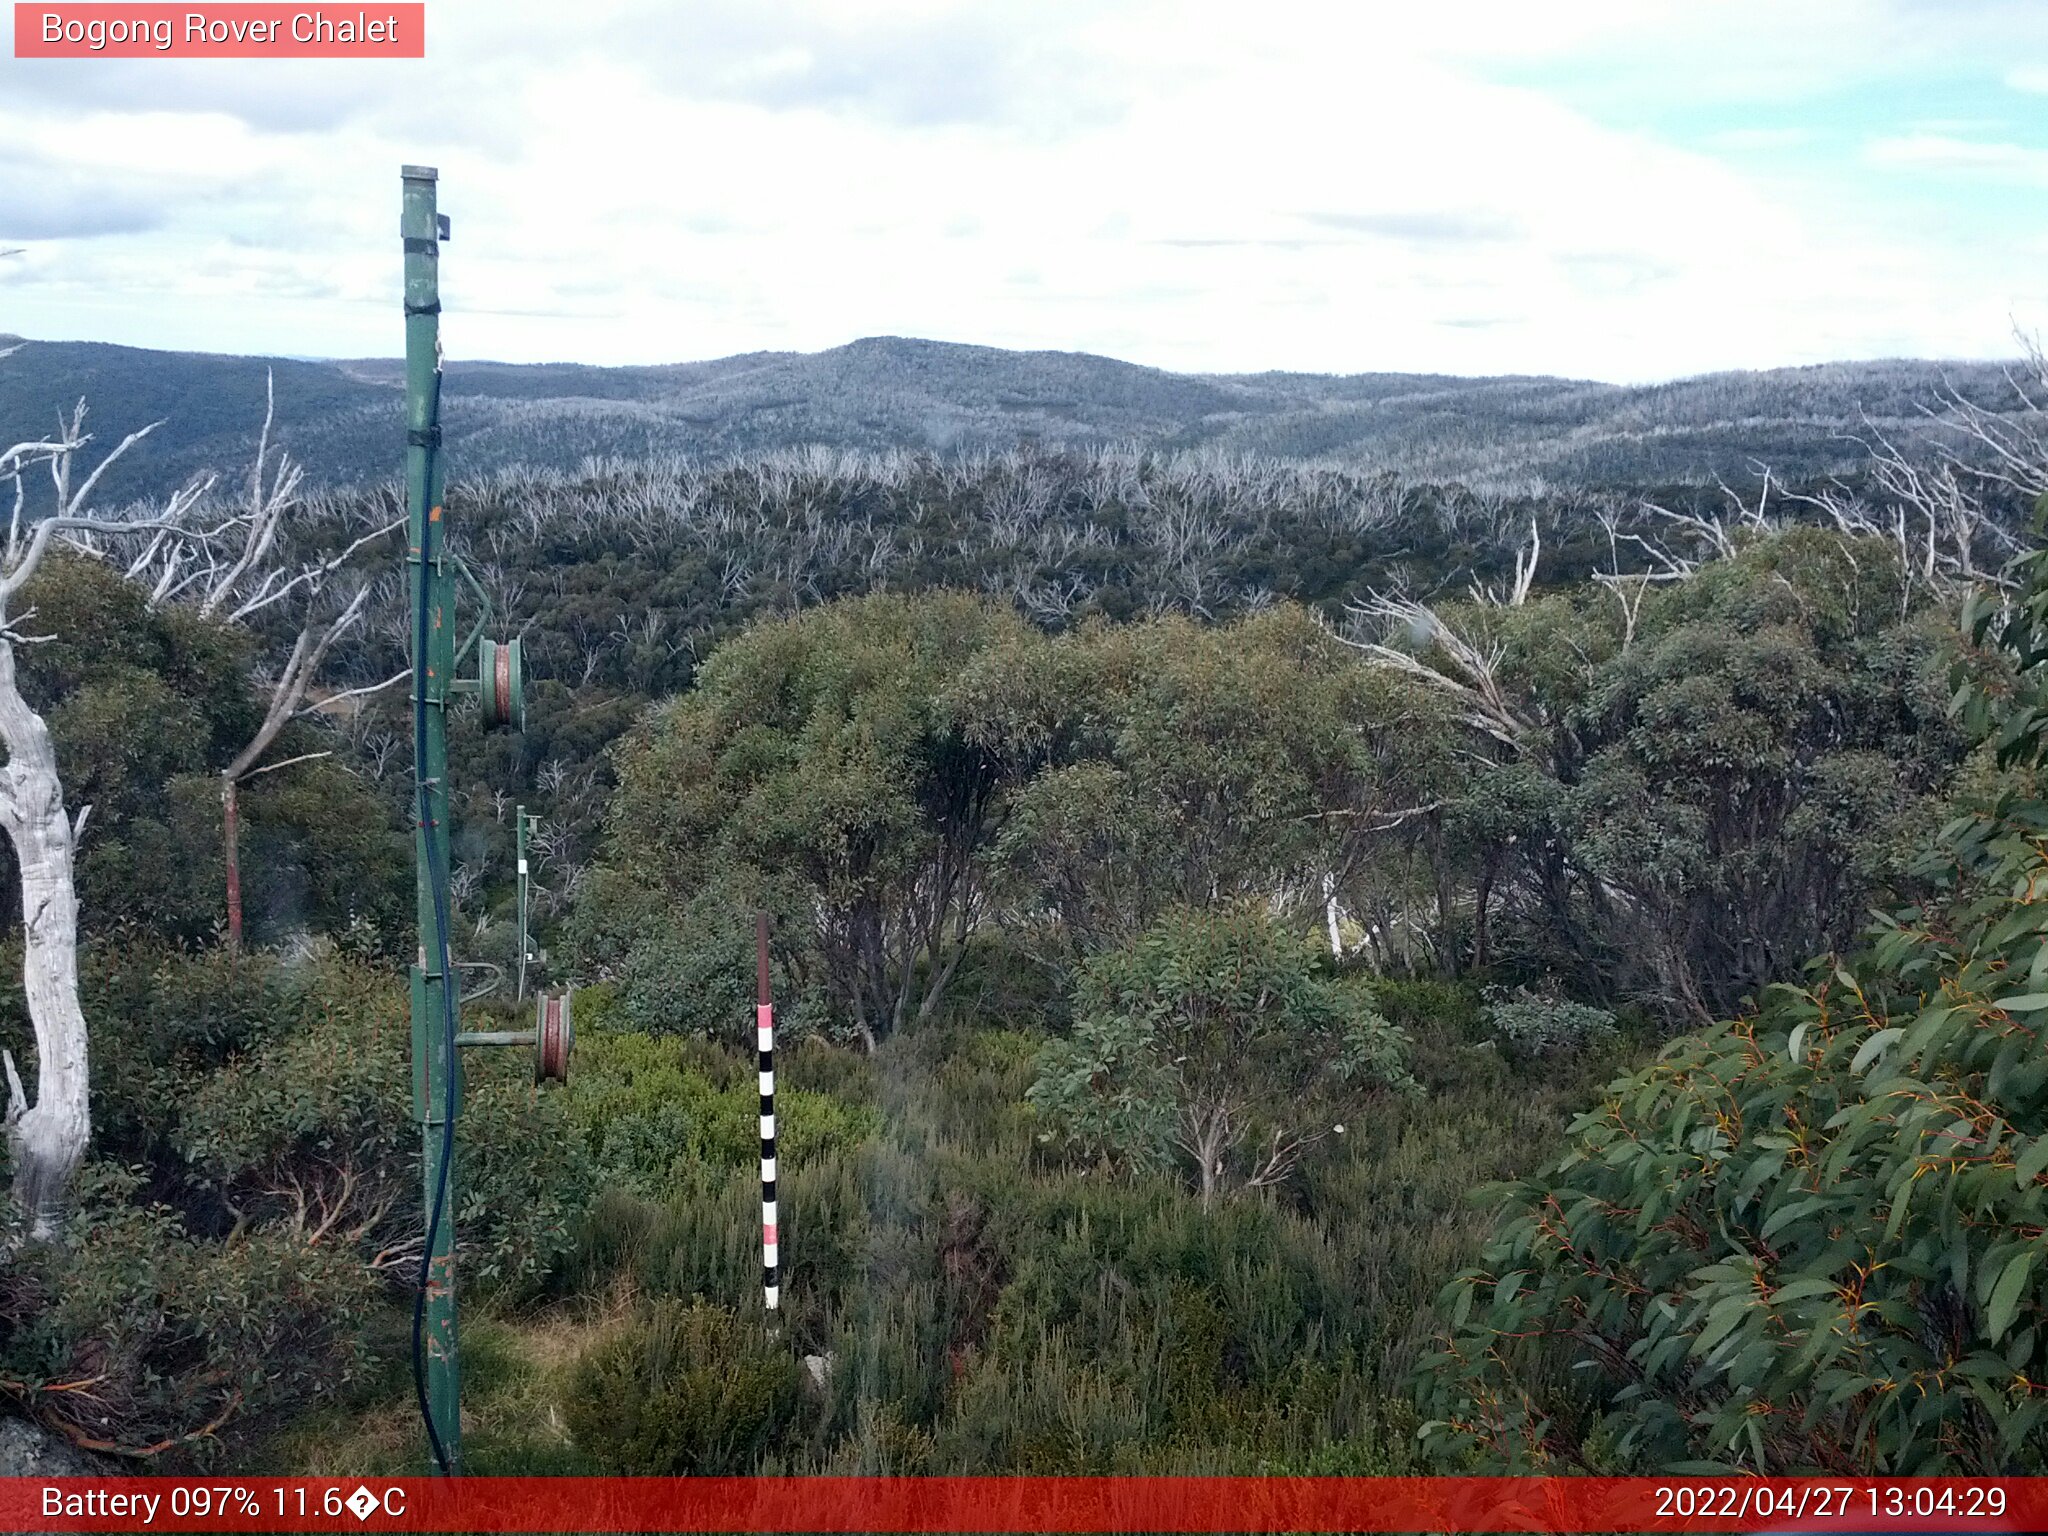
[[455, 989, 573, 1084]]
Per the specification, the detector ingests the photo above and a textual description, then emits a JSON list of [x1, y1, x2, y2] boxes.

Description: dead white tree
[[120, 375, 406, 946], [213, 586, 397, 944], [1785, 375, 2041, 608], [1591, 570, 1660, 651], [1637, 496, 1741, 564], [1467, 518, 1542, 608], [1349, 601, 1539, 763], [1585, 496, 1691, 651], [1343, 591, 1537, 751], [0, 407, 207, 1237]]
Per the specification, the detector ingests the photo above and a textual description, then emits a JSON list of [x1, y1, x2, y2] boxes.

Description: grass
[[263, 1285, 634, 1476], [272, 966, 1635, 1475]]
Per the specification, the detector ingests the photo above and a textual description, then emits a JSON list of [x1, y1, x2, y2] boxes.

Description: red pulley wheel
[[535, 990, 572, 1084], [478, 637, 525, 731], [493, 641, 511, 722]]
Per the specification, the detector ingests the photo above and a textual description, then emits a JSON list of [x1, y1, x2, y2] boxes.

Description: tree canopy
[[1028, 904, 1415, 1203], [1418, 508, 2048, 1474]]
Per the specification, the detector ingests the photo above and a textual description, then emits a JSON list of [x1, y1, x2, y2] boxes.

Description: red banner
[[0, 1476, 2039, 1532], [13, 5, 424, 57]]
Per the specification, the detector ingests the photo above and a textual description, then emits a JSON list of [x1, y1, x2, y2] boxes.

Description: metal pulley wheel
[[478, 636, 524, 731], [534, 989, 572, 1084]]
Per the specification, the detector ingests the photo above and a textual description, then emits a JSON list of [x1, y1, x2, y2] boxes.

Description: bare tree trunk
[[0, 641, 88, 1238], [0, 390, 295, 1239], [1185, 1107, 1228, 1208], [1429, 813, 1456, 978], [1473, 856, 1495, 972], [210, 602, 370, 942], [222, 776, 243, 950]]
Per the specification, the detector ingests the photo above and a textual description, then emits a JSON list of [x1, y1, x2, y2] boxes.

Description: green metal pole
[[402, 163, 461, 1475]]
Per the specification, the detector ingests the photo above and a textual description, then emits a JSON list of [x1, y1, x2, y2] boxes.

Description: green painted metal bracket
[[450, 548, 492, 670]]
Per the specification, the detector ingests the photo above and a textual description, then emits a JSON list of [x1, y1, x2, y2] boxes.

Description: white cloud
[[1866, 133, 2048, 183], [1703, 128, 1817, 151], [1, 0, 2043, 380]]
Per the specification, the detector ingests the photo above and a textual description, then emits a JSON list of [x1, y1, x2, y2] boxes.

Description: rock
[[0, 1416, 110, 1476], [801, 1352, 834, 1395]]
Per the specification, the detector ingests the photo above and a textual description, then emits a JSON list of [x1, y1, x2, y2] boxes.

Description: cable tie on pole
[[402, 238, 439, 255], [404, 300, 442, 316], [407, 427, 443, 447]]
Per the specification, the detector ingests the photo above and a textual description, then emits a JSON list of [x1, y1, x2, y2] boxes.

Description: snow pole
[[757, 912, 780, 1326], [515, 804, 538, 1002]]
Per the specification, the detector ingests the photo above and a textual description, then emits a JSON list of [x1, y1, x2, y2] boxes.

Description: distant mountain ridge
[[0, 332, 2029, 501]]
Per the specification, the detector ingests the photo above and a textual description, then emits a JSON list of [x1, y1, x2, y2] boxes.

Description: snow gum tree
[[1028, 904, 1418, 1204], [0, 398, 207, 1235]]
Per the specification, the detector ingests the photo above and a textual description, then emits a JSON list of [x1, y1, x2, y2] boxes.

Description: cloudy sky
[[3, 0, 2046, 381]]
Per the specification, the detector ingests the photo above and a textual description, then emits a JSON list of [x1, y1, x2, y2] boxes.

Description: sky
[[2, 0, 2046, 382]]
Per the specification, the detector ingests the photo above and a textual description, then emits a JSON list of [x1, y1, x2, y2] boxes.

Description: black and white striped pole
[[756, 913, 780, 1327]]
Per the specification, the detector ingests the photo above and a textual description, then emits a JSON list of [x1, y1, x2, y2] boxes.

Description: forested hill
[[0, 331, 2030, 500]]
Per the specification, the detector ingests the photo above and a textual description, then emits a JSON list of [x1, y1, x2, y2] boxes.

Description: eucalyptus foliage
[[583, 597, 1459, 1044], [1419, 507, 2048, 1474], [983, 606, 1460, 957], [586, 592, 1032, 1047], [0, 553, 408, 948], [1481, 988, 1619, 1063], [1028, 905, 1416, 1203]]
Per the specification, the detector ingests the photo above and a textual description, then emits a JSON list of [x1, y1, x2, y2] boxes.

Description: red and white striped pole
[[756, 913, 779, 1325]]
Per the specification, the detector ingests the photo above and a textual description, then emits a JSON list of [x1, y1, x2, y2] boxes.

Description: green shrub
[[17, 937, 285, 1156], [0, 552, 409, 951], [1029, 905, 1416, 1202], [569, 1031, 878, 1196], [150, 952, 594, 1299], [628, 1145, 897, 1354], [553, 1183, 661, 1295], [1420, 929, 2048, 1472], [609, 887, 824, 1043], [568, 980, 623, 1032], [927, 930, 1068, 1033], [1419, 516, 2048, 1474], [779, 1038, 879, 1103], [543, 997, 1611, 1475], [458, 1055, 603, 1299], [929, 1337, 1157, 1473], [172, 957, 407, 1199], [1480, 987, 1618, 1063], [0, 1164, 375, 1460], [562, 1299, 805, 1473], [1368, 976, 1485, 1039]]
